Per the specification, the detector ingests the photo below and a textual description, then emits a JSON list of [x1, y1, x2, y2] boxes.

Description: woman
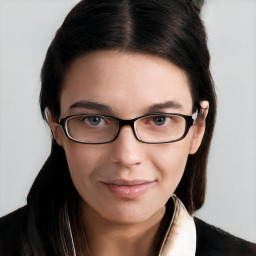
[[0, 0, 255, 255]]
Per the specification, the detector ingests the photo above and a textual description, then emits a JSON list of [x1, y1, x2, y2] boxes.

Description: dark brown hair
[[26, 0, 216, 255]]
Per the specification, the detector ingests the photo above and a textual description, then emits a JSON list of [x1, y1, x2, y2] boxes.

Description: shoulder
[[194, 217, 256, 256], [0, 206, 28, 255]]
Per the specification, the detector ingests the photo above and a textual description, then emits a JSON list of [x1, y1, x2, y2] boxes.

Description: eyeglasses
[[58, 111, 198, 144]]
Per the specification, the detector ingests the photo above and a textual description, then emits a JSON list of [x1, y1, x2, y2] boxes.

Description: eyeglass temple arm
[[192, 102, 202, 121]]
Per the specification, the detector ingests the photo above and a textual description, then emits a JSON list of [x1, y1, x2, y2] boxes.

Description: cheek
[[62, 141, 103, 184], [150, 134, 192, 193]]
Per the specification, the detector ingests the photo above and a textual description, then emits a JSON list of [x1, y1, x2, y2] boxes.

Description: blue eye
[[87, 116, 104, 126], [153, 116, 169, 126]]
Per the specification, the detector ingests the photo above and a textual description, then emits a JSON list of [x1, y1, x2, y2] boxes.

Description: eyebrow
[[147, 101, 183, 113], [69, 100, 183, 115], [69, 100, 114, 114]]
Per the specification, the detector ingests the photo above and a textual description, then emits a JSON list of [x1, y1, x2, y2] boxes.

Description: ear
[[45, 108, 64, 146], [189, 101, 209, 154]]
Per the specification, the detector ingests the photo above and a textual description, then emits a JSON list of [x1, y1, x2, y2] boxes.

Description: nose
[[110, 125, 145, 168]]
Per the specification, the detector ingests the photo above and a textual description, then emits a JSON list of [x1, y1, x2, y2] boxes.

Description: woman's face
[[50, 50, 205, 224]]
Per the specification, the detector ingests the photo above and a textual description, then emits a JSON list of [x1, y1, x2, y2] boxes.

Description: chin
[[104, 211, 152, 225], [100, 202, 163, 225]]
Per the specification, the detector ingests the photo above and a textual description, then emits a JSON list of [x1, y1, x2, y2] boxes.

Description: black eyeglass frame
[[58, 109, 199, 145]]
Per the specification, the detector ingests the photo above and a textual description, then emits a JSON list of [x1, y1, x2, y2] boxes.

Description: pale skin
[[48, 50, 209, 256]]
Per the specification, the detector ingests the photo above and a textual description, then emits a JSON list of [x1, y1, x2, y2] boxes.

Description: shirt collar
[[158, 195, 197, 256]]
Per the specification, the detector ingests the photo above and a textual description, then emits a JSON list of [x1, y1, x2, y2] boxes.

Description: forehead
[[60, 50, 193, 117]]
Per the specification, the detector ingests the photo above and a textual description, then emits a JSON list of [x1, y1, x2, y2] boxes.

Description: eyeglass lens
[[66, 114, 187, 143]]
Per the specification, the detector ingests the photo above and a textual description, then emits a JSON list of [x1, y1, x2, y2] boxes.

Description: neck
[[79, 201, 166, 256]]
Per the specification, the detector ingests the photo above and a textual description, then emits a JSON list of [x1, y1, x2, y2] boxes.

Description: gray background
[[0, 0, 255, 242]]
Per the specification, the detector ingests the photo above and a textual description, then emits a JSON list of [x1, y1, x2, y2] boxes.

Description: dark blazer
[[194, 218, 256, 256], [1, 206, 256, 255]]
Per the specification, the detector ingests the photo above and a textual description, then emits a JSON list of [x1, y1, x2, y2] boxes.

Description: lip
[[102, 179, 156, 198]]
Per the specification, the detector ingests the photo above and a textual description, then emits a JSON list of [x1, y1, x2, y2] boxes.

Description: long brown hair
[[25, 0, 216, 255]]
